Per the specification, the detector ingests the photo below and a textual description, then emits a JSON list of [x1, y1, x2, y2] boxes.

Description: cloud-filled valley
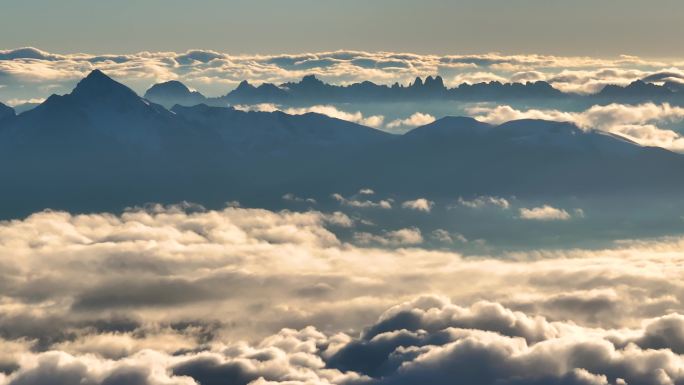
[[3, 204, 684, 384]]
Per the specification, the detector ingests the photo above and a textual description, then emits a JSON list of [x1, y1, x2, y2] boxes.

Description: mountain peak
[[405, 116, 491, 138], [81, 69, 114, 86], [72, 69, 138, 99], [236, 80, 254, 90], [300, 75, 324, 85], [424, 75, 445, 89], [152, 80, 191, 93]]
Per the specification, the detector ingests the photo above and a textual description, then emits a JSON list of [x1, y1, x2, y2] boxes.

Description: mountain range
[[144, 75, 684, 109], [2, 70, 684, 217]]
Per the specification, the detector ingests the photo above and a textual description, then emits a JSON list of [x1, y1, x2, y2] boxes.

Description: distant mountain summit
[[224, 80, 289, 104], [404, 116, 491, 139], [144, 80, 207, 108], [597, 80, 673, 100], [144, 75, 572, 107], [141, 73, 684, 109], [15, 69, 180, 151], [71, 69, 140, 101]]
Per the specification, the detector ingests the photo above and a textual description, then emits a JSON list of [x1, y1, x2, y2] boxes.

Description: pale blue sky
[[1, 0, 683, 57]]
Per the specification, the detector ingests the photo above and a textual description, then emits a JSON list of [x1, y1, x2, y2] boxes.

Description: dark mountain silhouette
[[142, 74, 684, 109], [403, 116, 492, 139], [144, 80, 207, 108], [0, 102, 14, 121], [223, 80, 290, 104], [595, 80, 674, 101], [5, 69, 201, 151], [292, 117, 684, 199], [2, 70, 684, 217], [450, 81, 564, 100], [144, 76, 571, 107], [0, 70, 390, 216], [170, 103, 390, 153]]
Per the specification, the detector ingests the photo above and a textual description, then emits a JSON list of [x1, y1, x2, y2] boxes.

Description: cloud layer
[[2, 204, 684, 383], [2, 47, 684, 102]]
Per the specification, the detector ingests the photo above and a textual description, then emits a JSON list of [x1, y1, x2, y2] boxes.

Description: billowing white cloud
[[5, 296, 684, 385], [3, 204, 684, 384], [285, 105, 384, 128], [401, 198, 434, 213], [468, 103, 684, 152], [354, 227, 424, 247], [386, 112, 436, 132], [235, 104, 439, 132], [234, 104, 385, 128], [519, 205, 573, 221]]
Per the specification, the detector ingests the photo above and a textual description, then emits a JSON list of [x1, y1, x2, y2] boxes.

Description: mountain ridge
[[142, 75, 684, 109], [1, 70, 684, 217]]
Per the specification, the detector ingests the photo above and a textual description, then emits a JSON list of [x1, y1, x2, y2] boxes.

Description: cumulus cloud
[[354, 227, 424, 247], [455, 196, 510, 210], [430, 229, 467, 244], [234, 104, 385, 128], [283, 106, 384, 128], [401, 198, 434, 213], [519, 205, 573, 221], [468, 103, 684, 152], [6, 296, 684, 385], [386, 113, 436, 132], [332, 193, 392, 209], [3, 205, 684, 384]]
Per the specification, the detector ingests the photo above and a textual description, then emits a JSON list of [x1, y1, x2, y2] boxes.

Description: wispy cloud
[[332, 193, 392, 209], [519, 205, 573, 221], [455, 196, 510, 210], [468, 103, 684, 152]]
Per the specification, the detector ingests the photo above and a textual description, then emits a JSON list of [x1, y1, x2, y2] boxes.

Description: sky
[[7, 2, 684, 384], [2, 0, 684, 57]]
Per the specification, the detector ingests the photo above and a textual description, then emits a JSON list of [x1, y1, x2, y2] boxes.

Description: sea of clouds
[[2, 203, 684, 384]]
